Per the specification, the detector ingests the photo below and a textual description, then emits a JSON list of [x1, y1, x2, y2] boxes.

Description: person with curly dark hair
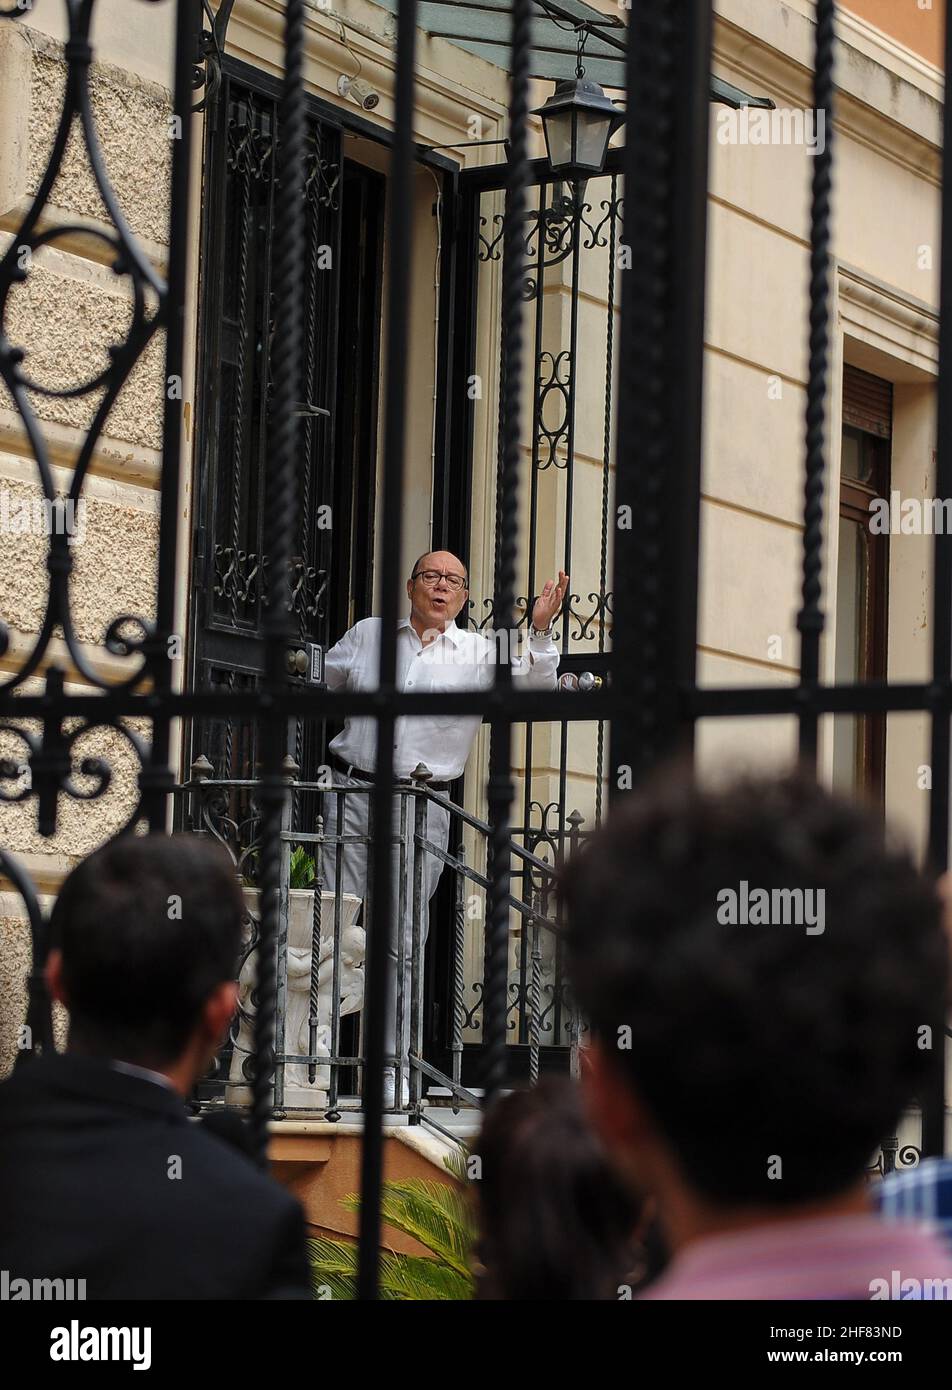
[[561, 766, 952, 1300], [473, 1076, 665, 1299]]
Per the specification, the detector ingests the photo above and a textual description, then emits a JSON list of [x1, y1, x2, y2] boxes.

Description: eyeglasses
[[412, 569, 468, 591]]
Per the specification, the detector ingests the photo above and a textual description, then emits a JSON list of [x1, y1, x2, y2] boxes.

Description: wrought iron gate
[[429, 152, 623, 1082], [3, 0, 952, 1302], [460, 152, 621, 821]]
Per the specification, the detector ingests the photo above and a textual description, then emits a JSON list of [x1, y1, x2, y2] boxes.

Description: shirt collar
[[111, 1058, 178, 1092], [27, 1053, 187, 1121], [399, 616, 464, 647]]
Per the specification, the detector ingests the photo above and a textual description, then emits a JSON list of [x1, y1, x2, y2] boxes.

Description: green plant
[[240, 846, 316, 891], [308, 1150, 476, 1300], [289, 845, 316, 890]]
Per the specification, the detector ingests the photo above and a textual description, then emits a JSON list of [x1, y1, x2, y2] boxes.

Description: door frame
[[183, 57, 461, 789], [424, 148, 625, 1080]]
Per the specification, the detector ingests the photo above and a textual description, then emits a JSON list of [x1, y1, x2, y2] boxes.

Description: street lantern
[[532, 76, 625, 181]]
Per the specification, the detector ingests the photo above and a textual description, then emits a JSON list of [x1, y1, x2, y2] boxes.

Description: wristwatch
[[530, 622, 554, 639]]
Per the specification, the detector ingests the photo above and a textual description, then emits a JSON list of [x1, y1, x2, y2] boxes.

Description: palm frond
[[442, 1146, 472, 1185], [340, 1177, 474, 1275], [313, 1149, 479, 1300], [376, 1250, 473, 1301], [308, 1235, 473, 1301], [308, 1237, 359, 1301]]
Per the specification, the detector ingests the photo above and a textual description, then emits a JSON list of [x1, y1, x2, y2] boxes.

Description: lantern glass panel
[[544, 110, 575, 171], [575, 111, 610, 171]]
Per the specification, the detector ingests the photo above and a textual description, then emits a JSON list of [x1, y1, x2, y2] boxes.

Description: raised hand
[[531, 571, 569, 631]]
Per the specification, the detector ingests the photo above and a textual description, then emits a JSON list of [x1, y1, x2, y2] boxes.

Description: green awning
[[370, 0, 773, 105]]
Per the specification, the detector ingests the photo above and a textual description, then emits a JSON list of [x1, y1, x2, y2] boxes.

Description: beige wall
[[698, 0, 941, 845]]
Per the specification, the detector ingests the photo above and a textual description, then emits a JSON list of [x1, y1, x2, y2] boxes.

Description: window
[[832, 366, 891, 799]]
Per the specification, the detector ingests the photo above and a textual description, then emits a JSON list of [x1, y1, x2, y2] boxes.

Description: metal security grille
[[188, 63, 383, 828], [1, 0, 951, 1303], [431, 154, 622, 1082], [460, 154, 621, 793]]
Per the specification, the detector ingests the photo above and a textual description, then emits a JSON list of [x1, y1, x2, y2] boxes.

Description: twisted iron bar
[[482, 0, 533, 1112], [452, 845, 466, 1090], [292, 194, 322, 787], [357, 0, 419, 1301], [612, 2, 676, 779], [611, 0, 711, 782], [299, 202, 320, 620], [637, 3, 675, 771], [922, 0, 952, 1157], [306, 863, 323, 1083], [516, 180, 548, 935], [796, 0, 835, 761], [220, 147, 253, 783], [250, 0, 308, 1167], [143, 0, 197, 830], [595, 178, 617, 826]]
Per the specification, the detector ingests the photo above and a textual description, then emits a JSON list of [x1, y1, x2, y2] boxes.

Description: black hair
[[561, 765, 949, 1208], [474, 1077, 644, 1299], [49, 832, 244, 1067]]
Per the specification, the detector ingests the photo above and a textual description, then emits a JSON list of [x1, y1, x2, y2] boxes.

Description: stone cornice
[[838, 262, 939, 377], [835, 5, 943, 100], [713, 0, 942, 185]]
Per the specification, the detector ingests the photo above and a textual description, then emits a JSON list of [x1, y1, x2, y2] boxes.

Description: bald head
[[408, 551, 467, 584], [406, 550, 469, 638]]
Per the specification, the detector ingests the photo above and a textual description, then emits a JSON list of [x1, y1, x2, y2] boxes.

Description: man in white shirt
[[322, 550, 566, 1107]]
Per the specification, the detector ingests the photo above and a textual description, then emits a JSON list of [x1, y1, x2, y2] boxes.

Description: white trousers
[[320, 776, 451, 1068]]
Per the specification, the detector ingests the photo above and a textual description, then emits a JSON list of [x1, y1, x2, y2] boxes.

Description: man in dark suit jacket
[[0, 833, 312, 1300]]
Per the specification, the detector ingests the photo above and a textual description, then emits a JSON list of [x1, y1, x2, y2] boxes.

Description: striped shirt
[[639, 1212, 952, 1300], [875, 1158, 952, 1257]]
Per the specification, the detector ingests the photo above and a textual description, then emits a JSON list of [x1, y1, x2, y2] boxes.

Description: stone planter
[[228, 887, 363, 1110]]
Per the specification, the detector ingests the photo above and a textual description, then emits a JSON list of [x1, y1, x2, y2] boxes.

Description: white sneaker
[[381, 1068, 410, 1109]]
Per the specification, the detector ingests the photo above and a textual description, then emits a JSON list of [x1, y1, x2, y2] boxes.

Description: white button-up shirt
[[325, 616, 559, 780]]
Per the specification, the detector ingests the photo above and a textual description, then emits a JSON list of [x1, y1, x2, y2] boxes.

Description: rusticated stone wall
[[0, 23, 171, 1074]]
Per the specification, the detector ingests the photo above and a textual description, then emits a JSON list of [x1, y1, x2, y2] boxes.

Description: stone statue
[[228, 888, 363, 1109]]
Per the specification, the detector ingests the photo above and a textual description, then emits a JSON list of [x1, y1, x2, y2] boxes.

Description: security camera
[[337, 74, 380, 111]]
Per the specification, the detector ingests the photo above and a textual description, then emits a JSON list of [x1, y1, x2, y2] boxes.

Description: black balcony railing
[[177, 762, 585, 1127], [2, 0, 952, 1301]]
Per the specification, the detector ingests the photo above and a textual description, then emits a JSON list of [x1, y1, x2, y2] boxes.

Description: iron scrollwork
[[566, 588, 613, 643], [0, 0, 194, 1067], [537, 349, 571, 470], [303, 125, 341, 212], [213, 547, 328, 623], [0, 0, 190, 827], [227, 93, 275, 181], [193, 0, 239, 114]]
